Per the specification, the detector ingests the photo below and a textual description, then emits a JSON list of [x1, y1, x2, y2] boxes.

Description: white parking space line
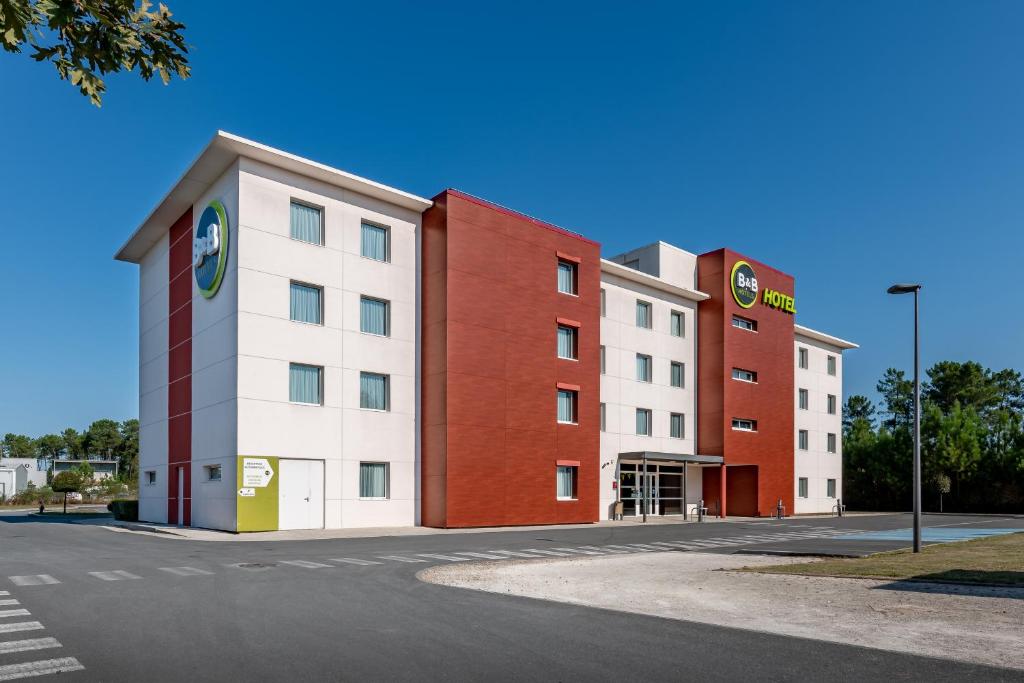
[[577, 546, 624, 554], [377, 556, 427, 563], [0, 601, 19, 607], [453, 552, 509, 560], [280, 560, 332, 569], [603, 545, 647, 553], [7, 577, 58, 588], [329, 558, 382, 566], [0, 638, 61, 655], [486, 550, 546, 558], [0, 592, 8, 597], [88, 570, 141, 582], [0, 611, 30, 620], [159, 567, 214, 577], [627, 544, 670, 551], [0, 623, 43, 635], [416, 554, 471, 562], [0, 656, 84, 681], [551, 547, 605, 555], [521, 549, 573, 556]]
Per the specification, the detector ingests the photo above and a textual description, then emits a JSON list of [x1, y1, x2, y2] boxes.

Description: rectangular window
[[289, 363, 323, 405], [827, 433, 837, 453], [361, 222, 389, 261], [359, 372, 389, 411], [557, 325, 577, 360], [798, 347, 809, 369], [670, 310, 684, 337], [670, 413, 685, 439], [636, 300, 652, 329], [144, 471, 156, 486], [731, 418, 757, 432], [557, 260, 577, 295], [289, 282, 323, 325], [556, 465, 578, 500], [359, 462, 388, 499], [732, 368, 757, 383], [557, 389, 578, 424], [599, 346, 606, 374], [827, 394, 837, 415], [636, 354, 652, 382], [798, 430, 808, 450], [359, 296, 390, 336], [290, 201, 323, 245], [636, 408, 653, 436], [600, 288, 606, 317], [798, 477, 808, 498], [670, 361, 684, 388], [732, 315, 757, 332], [600, 403, 606, 432], [799, 389, 809, 410], [204, 464, 222, 482], [827, 478, 837, 498], [827, 355, 837, 376]]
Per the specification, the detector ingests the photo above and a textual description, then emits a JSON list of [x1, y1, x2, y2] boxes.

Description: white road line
[[377, 556, 427, 563], [521, 549, 573, 556], [0, 592, 8, 596], [0, 623, 43, 635], [0, 638, 61, 655], [0, 657, 84, 681], [89, 570, 141, 581], [280, 560, 332, 569], [7, 577, 58, 588], [592, 546, 631, 554], [159, 567, 214, 577], [603, 545, 648, 553], [452, 552, 506, 560], [416, 554, 471, 562], [0, 611, 30, 619], [0, 601, 19, 607], [628, 543, 674, 551], [647, 542, 686, 549], [551, 547, 604, 555], [577, 546, 624, 554], [487, 550, 548, 558], [329, 558, 382, 566]]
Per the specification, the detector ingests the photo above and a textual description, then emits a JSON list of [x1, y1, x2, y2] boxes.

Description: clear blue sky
[[1, 1, 1021, 436]]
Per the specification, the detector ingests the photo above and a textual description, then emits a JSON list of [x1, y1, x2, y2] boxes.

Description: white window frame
[[557, 325, 578, 360], [556, 465, 578, 501], [731, 418, 757, 432], [732, 315, 757, 332], [358, 462, 390, 500], [557, 389, 578, 425], [732, 368, 757, 383], [557, 259, 578, 296]]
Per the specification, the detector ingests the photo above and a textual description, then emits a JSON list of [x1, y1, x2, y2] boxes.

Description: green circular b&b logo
[[730, 261, 758, 309]]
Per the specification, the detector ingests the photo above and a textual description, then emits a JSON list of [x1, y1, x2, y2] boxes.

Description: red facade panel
[[421, 190, 600, 527], [167, 208, 192, 526], [698, 248, 795, 517]]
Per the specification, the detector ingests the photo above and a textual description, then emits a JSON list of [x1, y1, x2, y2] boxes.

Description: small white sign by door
[[238, 488, 255, 497], [242, 458, 274, 488]]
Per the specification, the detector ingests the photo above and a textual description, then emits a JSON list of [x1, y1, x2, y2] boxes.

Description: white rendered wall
[[190, 163, 241, 531], [235, 158, 419, 529], [608, 242, 699, 291], [599, 271, 699, 519], [793, 335, 844, 514], [138, 230, 169, 523]]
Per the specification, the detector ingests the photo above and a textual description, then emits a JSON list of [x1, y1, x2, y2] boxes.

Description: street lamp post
[[887, 283, 922, 553]]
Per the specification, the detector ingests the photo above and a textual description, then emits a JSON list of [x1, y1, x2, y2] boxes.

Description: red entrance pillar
[[719, 464, 727, 519]]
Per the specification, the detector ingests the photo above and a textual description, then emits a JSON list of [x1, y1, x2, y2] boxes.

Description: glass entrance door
[[619, 463, 686, 517]]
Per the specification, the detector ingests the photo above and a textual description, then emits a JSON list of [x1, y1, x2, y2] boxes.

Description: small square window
[[360, 372, 389, 411], [798, 477, 808, 498], [636, 354, 652, 382], [636, 300, 652, 329], [636, 408, 653, 436], [360, 296, 390, 336], [289, 363, 323, 405], [290, 201, 323, 245], [798, 430, 808, 450], [557, 260, 577, 295], [204, 464, 222, 482], [361, 222, 389, 262], [798, 347, 809, 369], [557, 389, 578, 424], [670, 413, 685, 439], [670, 311, 684, 337], [827, 433, 837, 453], [670, 361, 684, 388], [556, 465, 578, 500], [290, 282, 323, 325], [827, 355, 837, 376], [799, 389, 809, 410], [144, 471, 156, 486], [557, 325, 577, 360], [359, 462, 389, 499], [827, 478, 837, 498]]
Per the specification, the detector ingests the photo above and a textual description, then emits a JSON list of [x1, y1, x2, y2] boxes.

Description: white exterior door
[[278, 460, 324, 530]]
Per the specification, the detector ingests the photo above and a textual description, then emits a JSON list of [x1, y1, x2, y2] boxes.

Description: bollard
[[837, 498, 843, 518], [776, 498, 784, 519], [697, 499, 705, 523]]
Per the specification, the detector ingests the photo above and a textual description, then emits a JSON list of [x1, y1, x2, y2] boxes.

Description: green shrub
[[108, 499, 138, 521]]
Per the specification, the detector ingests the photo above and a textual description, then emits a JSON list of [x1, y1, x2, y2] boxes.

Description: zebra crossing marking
[[0, 593, 8, 597], [159, 567, 214, 577], [280, 560, 332, 569], [416, 554, 471, 562], [376, 556, 427, 563], [0, 638, 61, 655], [551, 547, 605, 555], [88, 570, 141, 582], [0, 656, 84, 681], [486, 550, 548, 559], [329, 558, 382, 566], [0, 611, 30, 620], [0, 623, 43, 636], [0, 601, 19, 607], [454, 552, 507, 560], [7, 577, 57, 588]]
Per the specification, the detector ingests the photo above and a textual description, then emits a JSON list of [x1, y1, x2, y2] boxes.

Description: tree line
[[844, 361, 1024, 512], [2, 419, 139, 485]]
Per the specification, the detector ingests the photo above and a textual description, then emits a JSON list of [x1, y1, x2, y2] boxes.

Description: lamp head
[[887, 283, 921, 295]]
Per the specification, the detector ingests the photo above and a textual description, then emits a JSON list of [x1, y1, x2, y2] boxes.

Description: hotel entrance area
[[617, 452, 724, 519]]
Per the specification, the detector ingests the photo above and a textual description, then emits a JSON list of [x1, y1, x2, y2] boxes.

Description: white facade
[[793, 328, 850, 514], [599, 244, 708, 520], [0, 458, 48, 490]]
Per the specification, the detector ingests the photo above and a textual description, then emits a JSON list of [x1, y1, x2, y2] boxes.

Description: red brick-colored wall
[[698, 249, 795, 517], [167, 208, 192, 526], [421, 190, 601, 527]]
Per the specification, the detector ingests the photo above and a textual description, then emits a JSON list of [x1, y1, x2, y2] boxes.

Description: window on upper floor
[[289, 363, 323, 405], [827, 478, 837, 498], [670, 413, 685, 439], [732, 418, 757, 432], [360, 372, 389, 411], [557, 325, 577, 360], [732, 315, 757, 332], [670, 361, 684, 388], [827, 355, 837, 376], [600, 288, 606, 317], [636, 300, 652, 329], [556, 465, 578, 500], [827, 394, 837, 415], [670, 310, 684, 337], [557, 389, 578, 424], [636, 408, 653, 436], [290, 201, 323, 245], [360, 296, 390, 336], [557, 259, 577, 295], [798, 478, 808, 498], [600, 403, 606, 432], [798, 430, 809, 450], [204, 464, 222, 482], [636, 354, 652, 383], [600, 345, 606, 374], [361, 222, 389, 262], [799, 388, 809, 410], [827, 433, 837, 453], [732, 368, 757, 383], [798, 347, 809, 369], [290, 282, 323, 325], [144, 471, 156, 486]]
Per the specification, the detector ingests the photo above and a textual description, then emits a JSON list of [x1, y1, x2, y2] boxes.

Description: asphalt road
[[1, 512, 1021, 682]]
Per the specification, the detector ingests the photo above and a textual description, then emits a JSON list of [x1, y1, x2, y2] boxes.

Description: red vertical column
[[719, 465, 727, 519], [167, 208, 193, 526]]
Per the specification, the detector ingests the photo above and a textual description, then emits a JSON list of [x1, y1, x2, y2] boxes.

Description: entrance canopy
[[618, 452, 724, 465]]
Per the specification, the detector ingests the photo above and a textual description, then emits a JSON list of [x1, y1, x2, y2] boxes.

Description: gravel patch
[[419, 552, 1024, 670]]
